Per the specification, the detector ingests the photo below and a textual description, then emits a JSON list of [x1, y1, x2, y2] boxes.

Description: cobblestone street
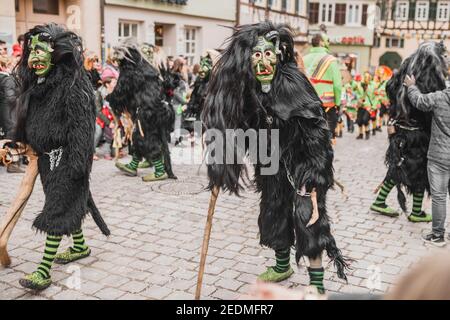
[[0, 130, 448, 300]]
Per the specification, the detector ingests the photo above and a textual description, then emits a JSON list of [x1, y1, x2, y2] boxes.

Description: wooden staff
[[112, 114, 122, 161], [0, 148, 8, 165], [195, 186, 220, 300], [0, 148, 38, 267]]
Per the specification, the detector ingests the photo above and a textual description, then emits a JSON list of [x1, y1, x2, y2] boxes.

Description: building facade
[[307, 0, 377, 74], [372, 0, 450, 70], [103, 0, 236, 64], [0, 0, 101, 55], [238, 0, 309, 48]]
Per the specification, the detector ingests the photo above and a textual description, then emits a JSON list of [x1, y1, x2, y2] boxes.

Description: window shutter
[[430, 1, 437, 21], [380, 2, 386, 20], [309, 2, 319, 24], [392, 1, 397, 19], [335, 3, 346, 25], [409, 1, 417, 20], [362, 4, 368, 25]]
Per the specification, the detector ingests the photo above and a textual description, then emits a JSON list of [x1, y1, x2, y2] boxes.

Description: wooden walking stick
[[195, 186, 220, 300], [0, 147, 39, 267]]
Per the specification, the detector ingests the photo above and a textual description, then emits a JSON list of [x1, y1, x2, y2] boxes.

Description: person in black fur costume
[[202, 22, 349, 293], [13, 23, 110, 291], [107, 39, 176, 181], [183, 50, 218, 145], [371, 41, 448, 223]]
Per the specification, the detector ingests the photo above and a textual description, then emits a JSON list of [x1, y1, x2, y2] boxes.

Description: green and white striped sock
[[126, 155, 140, 171], [36, 234, 62, 279], [374, 180, 395, 206], [153, 157, 166, 178], [72, 229, 88, 253], [273, 248, 290, 273], [308, 267, 325, 294], [412, 193, 425, 216]]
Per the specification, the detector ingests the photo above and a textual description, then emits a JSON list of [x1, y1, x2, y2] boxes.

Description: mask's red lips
[[256, 70, 272, 76]]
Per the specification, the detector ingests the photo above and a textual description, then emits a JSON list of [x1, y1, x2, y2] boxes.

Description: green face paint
[[322, 34, 330, 51], [198, 56, 213, 79], [252, 36, 277, 93], [28, 35, 54, 77]]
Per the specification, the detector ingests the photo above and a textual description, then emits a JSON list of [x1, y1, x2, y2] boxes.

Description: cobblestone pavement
[[0, 130, 448, 300]]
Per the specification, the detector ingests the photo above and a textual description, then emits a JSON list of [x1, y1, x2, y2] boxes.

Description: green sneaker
[[142, 173, 168, 182], [19, 272, 52, 291], [371, 203, 399, 217], [54, 247, 91, 265], [408, 211, 432, 223], [115, 162, 137, 177], [138, 160, 152, 169], [257, 266, 294, 283]]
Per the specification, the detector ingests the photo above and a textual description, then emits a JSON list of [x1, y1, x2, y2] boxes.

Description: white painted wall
[[104, 4, 234, 63]]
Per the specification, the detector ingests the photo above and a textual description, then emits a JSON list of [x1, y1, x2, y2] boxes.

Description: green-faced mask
[[252, 36, 277, 93], [28, 35, 54, 77], [141, 43, 154, 64], [198, 56, 213, 79], [322, 34, 330, 51]]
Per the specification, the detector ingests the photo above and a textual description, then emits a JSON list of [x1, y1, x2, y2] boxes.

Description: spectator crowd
[[0, 36, 202, 172]]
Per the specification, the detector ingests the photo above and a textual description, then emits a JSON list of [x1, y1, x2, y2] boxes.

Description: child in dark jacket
[[94, 69, 118, 160]]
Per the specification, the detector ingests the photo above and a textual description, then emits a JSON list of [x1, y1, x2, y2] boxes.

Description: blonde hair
[[84, 51, 100, 71], [0, 55, 10, 69]]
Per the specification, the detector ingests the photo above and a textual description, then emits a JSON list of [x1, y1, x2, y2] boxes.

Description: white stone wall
[[0, 0, 16, 51], [104, 4, 234, 63]]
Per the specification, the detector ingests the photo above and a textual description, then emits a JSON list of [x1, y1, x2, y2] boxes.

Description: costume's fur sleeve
[[187, 78, 204, 115], [65, 83, 96, 178], [291, 118, 334, 194], [271, 63, 333, 192], [277, 64, 334, 197]]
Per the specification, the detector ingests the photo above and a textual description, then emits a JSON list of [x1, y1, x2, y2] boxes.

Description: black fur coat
[[107, 47, 176, 178], [14, 24, 109, 237], [25, 68, 99, 236]]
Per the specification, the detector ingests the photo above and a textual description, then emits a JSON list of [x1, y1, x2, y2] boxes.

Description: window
[[386, 37, 405, 48], [346, 3, 361, 25], [269, 0, 279, 8], [118, 21, 139, 42], [379, 2, 386, 20], [309, 2, 319, 24], [374, 36, 381, 48], [155, 24, 164, 47], [416, 1, 430, 21], [320, 2, 335, 24], [32, 0, 59, 15], [395, 1, 409, 21], [15, 0, 19, 12], [335, 4, 346, 26], [185, 27, 197, 65], [437, 1, 450, 21], [295, 0, 300, 14]]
